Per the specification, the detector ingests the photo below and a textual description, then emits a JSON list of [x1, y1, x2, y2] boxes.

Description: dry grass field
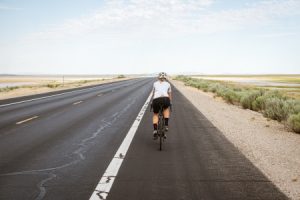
[[0, 75, 129, 100]]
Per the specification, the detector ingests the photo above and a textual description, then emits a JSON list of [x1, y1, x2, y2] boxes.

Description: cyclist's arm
[[168, 86, 172, 101], [168, 91, 172, 101], [151, 86, 155, 101]]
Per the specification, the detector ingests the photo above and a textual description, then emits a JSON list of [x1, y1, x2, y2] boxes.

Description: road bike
[[150, 102, 172, 151]]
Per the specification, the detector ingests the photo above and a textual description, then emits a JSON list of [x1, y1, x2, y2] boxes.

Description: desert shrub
[[184, 79, 197, 87], [233, 87, 243, 92], [264, 90, 285, 100], [283, 99, 300, 115], [196, 80, 209, 90], [0, 86, 19, 92], [215, 85, 227, 97], [263, 97, 290, 121], [252, 95, 265, 111], [175, 75, 300, 134], [47, 83, 60, 88], [220, 88, 241, 104], [287, 113, 300, 133], [250, 89, 286, 111], [240, 90, 263, 110], [117, 75, 126, 79], [208, 83, 221, 93]]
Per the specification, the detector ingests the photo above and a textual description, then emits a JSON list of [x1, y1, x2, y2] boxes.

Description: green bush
[[117, 75, 126, 79], [0, 86, 19, 92], [252, 90, 282, 110], [221, 88, 241, 104], [287, 113, 300, 133], [263, 97, 289, 121], [252, 95, 265, 111], [215, 85, 227, 97], [283, 99, 300, 115], [208, 83, 221, 93], [264, 90, 285, 100], [47, 83, 60, 88], [175, 75, 300, 133], [240, 90, 263, 110]]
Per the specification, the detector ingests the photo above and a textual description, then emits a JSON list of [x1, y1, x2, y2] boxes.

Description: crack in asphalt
[[36, 173, 57, 200], [0, 97, 137, 200]]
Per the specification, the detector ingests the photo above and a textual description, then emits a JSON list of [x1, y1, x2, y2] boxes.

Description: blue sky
[[1, 0, 300, 75]]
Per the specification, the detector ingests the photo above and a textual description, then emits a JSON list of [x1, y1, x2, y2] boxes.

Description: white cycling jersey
[[153, 81, 171, 99]]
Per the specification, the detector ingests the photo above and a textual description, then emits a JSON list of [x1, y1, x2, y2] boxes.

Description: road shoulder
[[171, 79, 300, 200]]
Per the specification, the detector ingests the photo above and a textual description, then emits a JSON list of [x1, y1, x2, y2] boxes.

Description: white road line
[[0, 84, 106, 108], [16, 116, 39, 125], [89, 93, 152, 200], [73, 101, 83, 105], [97, 94, 103, 97]]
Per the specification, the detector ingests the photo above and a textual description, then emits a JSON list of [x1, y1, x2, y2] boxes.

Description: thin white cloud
[[257, 32, 297, 38], [31, 0, 300, 40], [0, 5, 23, 11], [188, 0, 300, 33]]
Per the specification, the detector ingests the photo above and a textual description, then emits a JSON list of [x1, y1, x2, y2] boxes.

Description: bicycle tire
[[158, 113, 164, 151]]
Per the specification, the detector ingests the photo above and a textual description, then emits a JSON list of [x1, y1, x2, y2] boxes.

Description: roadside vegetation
[[0, 86, 20, 92], [117, 74, 126, 79], [0, 78, 116, 95], [175, 75, 300, 133]]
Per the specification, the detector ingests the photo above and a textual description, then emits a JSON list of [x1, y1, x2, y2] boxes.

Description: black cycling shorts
[[152, 97, 170, 114]]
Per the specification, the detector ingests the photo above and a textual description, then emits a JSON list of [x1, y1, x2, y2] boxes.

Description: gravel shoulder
[[171, 79, 300, 200]]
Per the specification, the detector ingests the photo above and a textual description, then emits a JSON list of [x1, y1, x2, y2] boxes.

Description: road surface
[[0, 78, 287, 200]]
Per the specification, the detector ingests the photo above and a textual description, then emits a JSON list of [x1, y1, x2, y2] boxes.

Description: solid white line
[[73, 101, 83, 105], [16, 116, 39, 125], [89, 93, 152, 200], [0, 84, 107, 108]]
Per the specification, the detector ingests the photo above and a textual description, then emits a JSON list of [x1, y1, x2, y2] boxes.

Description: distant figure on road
[[151, 72, 172, 139]]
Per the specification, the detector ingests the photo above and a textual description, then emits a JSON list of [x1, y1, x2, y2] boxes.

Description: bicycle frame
[[150, 101, 171, 151], [157, 104, 165, 151]]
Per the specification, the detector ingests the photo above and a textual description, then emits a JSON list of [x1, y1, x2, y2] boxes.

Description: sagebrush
[[175, 76, 300, 133]]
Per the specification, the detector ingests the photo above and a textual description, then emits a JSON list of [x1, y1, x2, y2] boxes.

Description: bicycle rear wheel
[[158, 114, 164, 151]]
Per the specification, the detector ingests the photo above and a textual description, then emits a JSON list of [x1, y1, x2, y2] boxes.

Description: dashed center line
[[16, 116, 39, 125], [97, 94, 103, 97], [73, 101, 83, 105]]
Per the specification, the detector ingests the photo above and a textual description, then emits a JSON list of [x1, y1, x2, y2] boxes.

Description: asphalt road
[[0, 78, 287, 200]]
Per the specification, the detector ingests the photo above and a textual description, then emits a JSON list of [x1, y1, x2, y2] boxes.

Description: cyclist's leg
[[153, 113, 158, 130], [163, 108, 169, 131], [163, 108, 170, 118], [152, 98, 161, 138], [163, 97, 171, 131]]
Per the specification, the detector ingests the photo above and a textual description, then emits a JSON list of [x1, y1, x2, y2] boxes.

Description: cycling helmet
[[158, 72, 167, 79]]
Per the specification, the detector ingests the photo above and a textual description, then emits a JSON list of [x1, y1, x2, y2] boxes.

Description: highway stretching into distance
[[0, 78, 288, 200]]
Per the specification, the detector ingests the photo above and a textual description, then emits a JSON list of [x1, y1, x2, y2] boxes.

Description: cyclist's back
[[151, 72, 172, 139]]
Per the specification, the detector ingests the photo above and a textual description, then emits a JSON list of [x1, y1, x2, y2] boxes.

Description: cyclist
[[151, 72, 172, 139]]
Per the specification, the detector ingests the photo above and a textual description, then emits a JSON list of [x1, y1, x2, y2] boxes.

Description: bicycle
[[150, 102, 172, 151]]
